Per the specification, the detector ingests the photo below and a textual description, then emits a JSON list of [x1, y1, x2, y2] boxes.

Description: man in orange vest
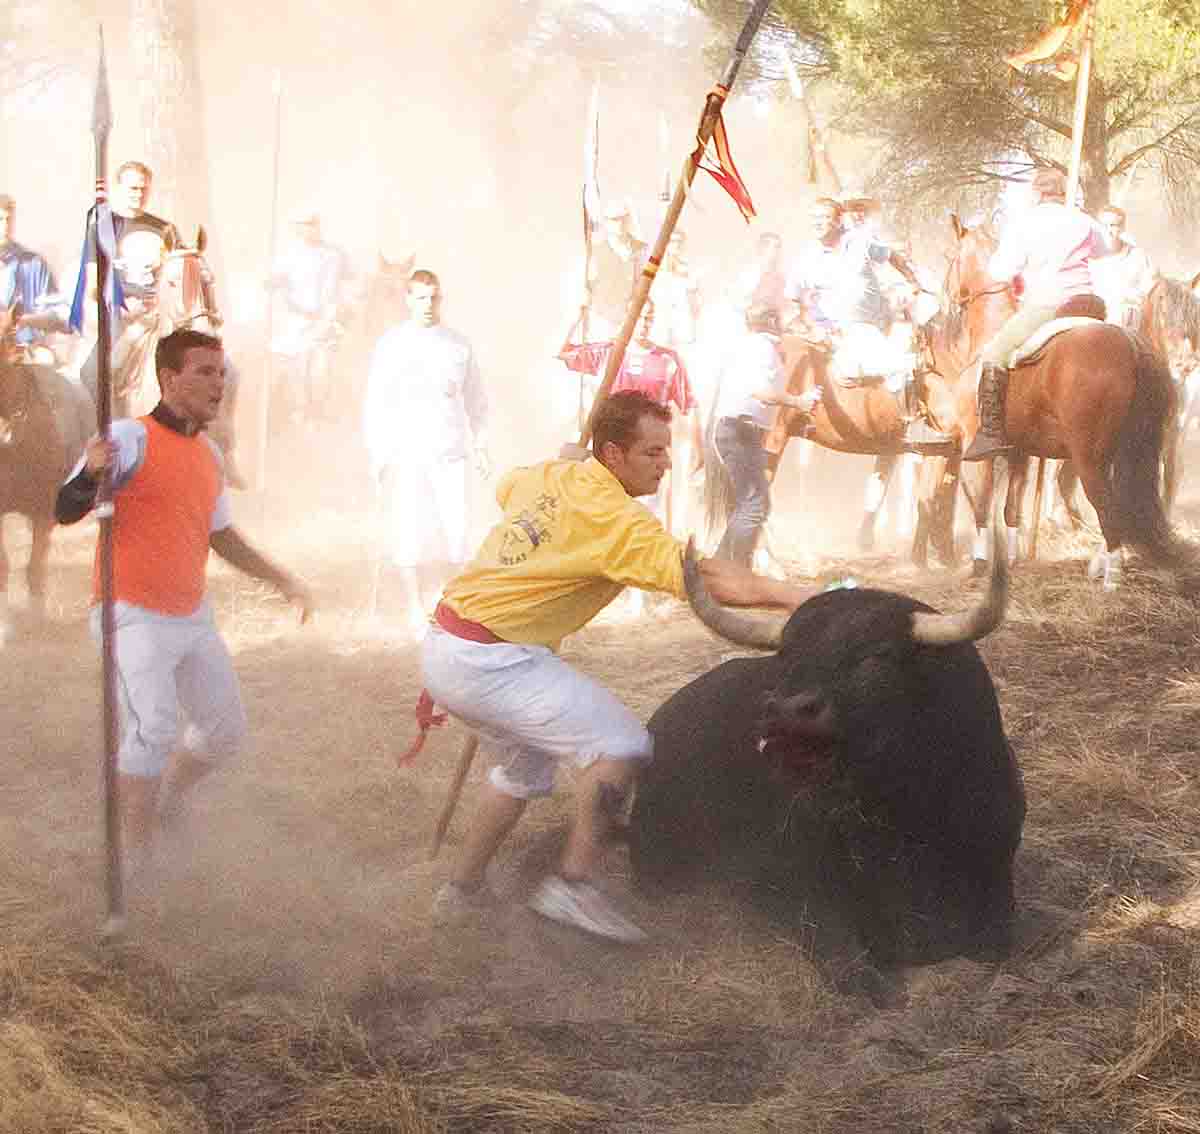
[[56, 327, 313, 885]]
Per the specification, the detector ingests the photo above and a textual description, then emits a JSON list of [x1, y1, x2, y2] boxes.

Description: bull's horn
[[911, 519, 1008, 645], [683, 538, 787, 651]]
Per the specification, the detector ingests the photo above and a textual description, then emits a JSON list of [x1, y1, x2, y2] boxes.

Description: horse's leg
[[859, 453, 896, 552], [27, 513, 51, 618], [1055, 461, 1085, 529], [1004, 455, 1030, 564], [0, 517, 9, 643], [962, 459, 995, 575], [930, 452, 960, 567], [1074, 457, 1123, 590]]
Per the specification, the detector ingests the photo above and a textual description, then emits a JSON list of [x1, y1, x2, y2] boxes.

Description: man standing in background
[[364, 270, 490, 637], [1092, 205, 1156, 330]]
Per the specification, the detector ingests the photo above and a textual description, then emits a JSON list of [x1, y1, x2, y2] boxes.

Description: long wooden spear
[[255, 68, 283, 493], [91, 28, 125, 940], [578, 0, 772, 447]]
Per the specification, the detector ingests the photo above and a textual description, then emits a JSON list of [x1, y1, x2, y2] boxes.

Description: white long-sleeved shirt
[[711, 330, 784, 428], [363, 321, 487, 474], [988, 202, 1107, 306]]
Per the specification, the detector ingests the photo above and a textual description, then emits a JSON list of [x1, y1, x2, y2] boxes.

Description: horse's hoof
[[972, 557, 989, 578], [1087, 552, 1106, 581]]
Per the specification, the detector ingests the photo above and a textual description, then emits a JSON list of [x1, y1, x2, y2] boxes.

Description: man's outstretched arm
[[209, 527, 314, 622], [697, 556, 815, 611]]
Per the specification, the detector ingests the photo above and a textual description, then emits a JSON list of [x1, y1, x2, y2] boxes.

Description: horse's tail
[[1112, 334, 1199, 575], [701, 417, 734, 542]]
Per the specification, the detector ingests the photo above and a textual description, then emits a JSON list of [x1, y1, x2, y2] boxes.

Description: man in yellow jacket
[[422, 391, 810, 943]]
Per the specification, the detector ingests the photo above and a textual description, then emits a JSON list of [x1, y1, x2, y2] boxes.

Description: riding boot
[[963, 363, 1012, 461], [902, 378, 953, 448]]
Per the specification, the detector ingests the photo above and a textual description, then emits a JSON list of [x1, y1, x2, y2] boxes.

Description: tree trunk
[[1080, 82, 1110, 210], [127, 0, 211, 242]]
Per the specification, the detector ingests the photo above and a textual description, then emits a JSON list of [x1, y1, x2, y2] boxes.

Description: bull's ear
[[950, 212, 966, 242], [195, 226, 207, 253]]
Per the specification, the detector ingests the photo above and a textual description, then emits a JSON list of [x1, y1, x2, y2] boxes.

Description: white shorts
[[383, 458, 468, 568], [420, 626, 652, 799], [90, 600, 248, 778]]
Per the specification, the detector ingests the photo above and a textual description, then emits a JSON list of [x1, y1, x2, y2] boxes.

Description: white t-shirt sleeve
[[62, 418, 148, 489]]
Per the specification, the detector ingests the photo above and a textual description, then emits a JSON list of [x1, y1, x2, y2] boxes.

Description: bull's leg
[[859, 453, 896, 552], [26, 515, 51, 619], [1004, 454, 1030, 564]]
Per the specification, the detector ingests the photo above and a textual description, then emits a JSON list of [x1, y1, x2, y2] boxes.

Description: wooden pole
[[1065, 0, 1097, 209], [578, 0, 772, 448], [1029, 457, 1047, 561], [255, 69, 283, 493], [91, 29, 125, 940], [430, 734, 479, 860]]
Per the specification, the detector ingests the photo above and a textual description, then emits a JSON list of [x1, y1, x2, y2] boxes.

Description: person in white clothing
[[965, 167, 1108, 460], [363, 270, 490, 634], [1092, 205, 1156, 330]]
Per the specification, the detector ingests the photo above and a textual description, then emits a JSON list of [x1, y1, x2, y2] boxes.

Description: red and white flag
[[694, 111, 757, 223]]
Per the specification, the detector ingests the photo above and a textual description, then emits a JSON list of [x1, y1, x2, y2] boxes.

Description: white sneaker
[[432, 881, 498, 926], [529, 875, 647, 944]]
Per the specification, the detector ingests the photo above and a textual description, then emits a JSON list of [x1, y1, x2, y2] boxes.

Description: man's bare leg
[[120, 772, 161, 880], [157, 750, 215, 830], [559, 757, 636, 881], [451, 783, 528, 889]]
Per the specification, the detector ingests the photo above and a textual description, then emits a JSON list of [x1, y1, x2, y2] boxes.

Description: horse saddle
[[1008, 316, 1102, 369]]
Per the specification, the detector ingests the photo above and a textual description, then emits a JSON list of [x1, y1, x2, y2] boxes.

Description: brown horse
[[943, 217, 1187, 589], [758, 328, 962, 566], [0, 356, 95, 634]]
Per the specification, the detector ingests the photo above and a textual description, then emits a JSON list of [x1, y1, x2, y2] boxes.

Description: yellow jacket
[[442, 458, 684, 650]]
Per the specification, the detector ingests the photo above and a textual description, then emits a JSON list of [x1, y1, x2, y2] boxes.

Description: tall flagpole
[[578, 0, 771, 447], [92, 28, 125, 940], [1065, 0, 1097, 209], [256, 68, 283, 493]]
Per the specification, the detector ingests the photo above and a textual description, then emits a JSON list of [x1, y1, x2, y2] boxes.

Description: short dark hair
[[116, 160, 152, 183], [156, 328, 222, 379], [592, 391, 671, 458], [813, 197, 844, 220], [409, 269, 440, 291]]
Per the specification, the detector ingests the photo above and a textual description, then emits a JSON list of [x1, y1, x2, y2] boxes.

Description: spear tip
[[92, 25, 113, 137]]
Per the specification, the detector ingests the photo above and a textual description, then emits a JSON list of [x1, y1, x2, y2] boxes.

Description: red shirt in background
[[558, 341, 696, 413]]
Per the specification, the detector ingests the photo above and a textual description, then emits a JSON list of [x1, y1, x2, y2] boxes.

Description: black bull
[[630, 540, 1025, 964]]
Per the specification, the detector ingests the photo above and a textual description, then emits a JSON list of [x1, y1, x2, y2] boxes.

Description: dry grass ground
[[3, 434, 1200, 1133]]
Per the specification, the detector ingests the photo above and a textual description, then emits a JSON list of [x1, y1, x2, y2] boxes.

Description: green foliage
[[700, 0, 1200, 215]]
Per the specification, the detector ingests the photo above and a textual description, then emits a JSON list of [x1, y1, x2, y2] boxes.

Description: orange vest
[[94, 416, 221, 615]]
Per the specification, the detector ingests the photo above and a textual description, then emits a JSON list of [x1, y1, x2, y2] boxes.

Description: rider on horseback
[[964, 168, 1108, 462], [0, 194, 67, 361], [784, 197, 950, 449]]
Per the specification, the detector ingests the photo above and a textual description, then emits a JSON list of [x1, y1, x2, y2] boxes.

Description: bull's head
[[682, 522, 1007, 652]]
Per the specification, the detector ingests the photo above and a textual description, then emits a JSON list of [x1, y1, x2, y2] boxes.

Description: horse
[[943, 216, 1189, 589], [0, 352, 95, 635], [79, 228, 221, 420], [751, 323, 962, 568]]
